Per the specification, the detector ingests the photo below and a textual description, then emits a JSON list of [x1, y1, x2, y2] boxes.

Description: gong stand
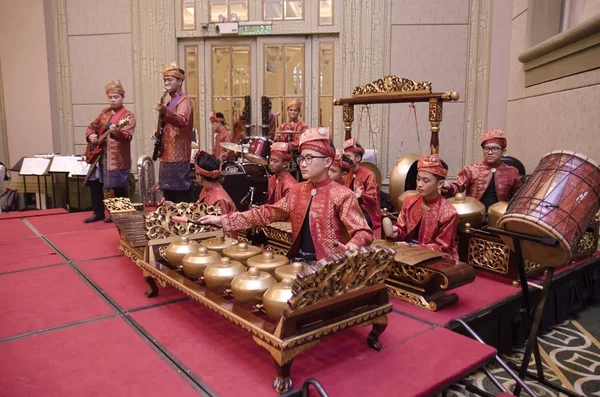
[[485, 227, 583, 397], [333, 76, 459, 154]]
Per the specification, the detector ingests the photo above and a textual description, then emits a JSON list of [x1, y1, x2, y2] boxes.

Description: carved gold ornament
[[145, 202, 221, 239], [104, 197, 135, 213], [468, 237, 510, 274], [351, 76, 432, 96]]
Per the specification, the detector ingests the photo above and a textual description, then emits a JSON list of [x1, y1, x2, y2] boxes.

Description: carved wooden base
[[385, 282, 458, 312]]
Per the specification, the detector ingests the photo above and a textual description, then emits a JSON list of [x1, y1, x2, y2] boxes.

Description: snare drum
[[221, 161, 269, 211], [498, 150, 600, 267], [246, 137, 271, 166]]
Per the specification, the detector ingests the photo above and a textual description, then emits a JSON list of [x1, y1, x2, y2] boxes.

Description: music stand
[[19, 157, 51, 209], [485, 227, 583, 397]]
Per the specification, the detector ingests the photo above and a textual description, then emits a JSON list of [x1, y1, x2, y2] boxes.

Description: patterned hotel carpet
[[443, 302, 600, 397]]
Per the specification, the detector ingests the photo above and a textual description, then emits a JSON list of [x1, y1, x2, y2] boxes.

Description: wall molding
[[463, 0, 492, 166]]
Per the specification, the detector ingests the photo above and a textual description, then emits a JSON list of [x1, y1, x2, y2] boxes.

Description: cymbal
[[220, 142, 242, 152]]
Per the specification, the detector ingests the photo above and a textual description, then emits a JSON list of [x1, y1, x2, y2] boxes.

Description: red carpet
[[0, 265, 114, 339], [47, 228, 122, 262], [392, 275, 520, 325], [78, 256, 187, 311], [27, 211, 114, 235], [0, 317, 201, 397], [0, 237, 64, 273], [0, 218, 37, 240], [131, 300, 438, 396], [0, 208, 67, 220]]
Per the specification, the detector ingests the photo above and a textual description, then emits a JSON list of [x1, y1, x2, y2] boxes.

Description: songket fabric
[[213, 125, 231, 159], [85, 107, 136, 188], [221, 178, 373, 260], [197, 183, 237, 215], [158, 92, 194, 190], [394, 194, 459, 260], [446, 162, 522, 202], [344, 166, 381, 230], [267, 171, 297, 204], [273, 120, 309, 151]]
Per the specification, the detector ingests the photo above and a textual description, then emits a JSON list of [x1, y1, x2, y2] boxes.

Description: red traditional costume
[[394, 155, 459, 260], [446, 129, 522, 206], [273, 99, 308, 152], [221, 127, 373, 260], [158, 63, 194, 195], [267, 142, 297, 204], [197, 184, 237, 215], [343, 138, 381, 230], [210, 112, 231, 160]]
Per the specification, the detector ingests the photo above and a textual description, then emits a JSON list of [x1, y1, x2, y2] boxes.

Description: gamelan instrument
[[83, 114, 131, 185], [152, 90, 170, 161], [221, 160, 269, 211]]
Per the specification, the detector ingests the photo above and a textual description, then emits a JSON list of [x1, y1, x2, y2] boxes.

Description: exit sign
[[238, 24, 272, 36]]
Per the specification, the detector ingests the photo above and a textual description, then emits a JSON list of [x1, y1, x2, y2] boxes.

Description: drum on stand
[[246, 137, 271, 166], [497, 150, 600, 267], [221, 161, 269, 211]]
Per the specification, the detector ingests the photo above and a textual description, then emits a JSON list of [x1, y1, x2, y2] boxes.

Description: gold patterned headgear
[[105, 80, 125, 96], [270, 142, 292, 161], [417, 154, 448, 178], [481, 128, 507, 148], [287, 98, 303, 110], [163, 62, 185, 81], [299, 127, 335, 158]]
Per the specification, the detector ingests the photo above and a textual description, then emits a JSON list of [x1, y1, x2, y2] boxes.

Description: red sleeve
[[338, 192, 374, 247], [448, 166, 472, 197], [164, 97, 192, 129]]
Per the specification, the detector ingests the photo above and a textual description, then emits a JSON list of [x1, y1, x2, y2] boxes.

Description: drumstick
[[333, 240, 347, 250]]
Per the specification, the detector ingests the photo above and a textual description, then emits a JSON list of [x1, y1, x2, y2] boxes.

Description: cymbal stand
[[486, 227, 582, 397]]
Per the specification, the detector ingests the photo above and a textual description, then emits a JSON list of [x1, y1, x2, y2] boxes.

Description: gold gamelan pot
[[165, 236, 199, 268], [262, 278, 294, 320], [246, 251, 289, 275], [397, 190, 418, 210], [182, 246, 221, 279], [201, 235, 238, 255], [231, 267, 276, 305], [223, 242, 262, 265], [448, 192, 486, 232], [389, 153, 420, 211], [488, 201, 508, 228], [203, 257, 246, 292], [274, 262, 304, 282]]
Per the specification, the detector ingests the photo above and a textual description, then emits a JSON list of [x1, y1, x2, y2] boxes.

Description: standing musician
[[443, 128, 522, 211], [194, 151, 236, 215], [343, 138, 381, 230], [272, 99, 309, 152], [199, 127, 373, 262], [386, 154, 459, 260], [153, 62, 194, 203], [211, 111, 231, 161], [267, 142, 297, 204], [329, 149, 353, 184], [84, 80, 136, 223]]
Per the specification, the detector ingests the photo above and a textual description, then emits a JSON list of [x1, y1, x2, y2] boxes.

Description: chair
[[501, 155, 527, 183]]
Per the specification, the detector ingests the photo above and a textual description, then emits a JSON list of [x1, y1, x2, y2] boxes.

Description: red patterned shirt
[[267, 171, 297, 204], [344, 166, 381, 230], [447, 162, 522, 203], [273, 120, 308, 151], [197, 183, 237, 215], [160, 93, 194, 163]]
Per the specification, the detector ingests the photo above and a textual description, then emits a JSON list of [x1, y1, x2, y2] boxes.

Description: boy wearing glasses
[[343, 138, 381, 230], [200, 127, 373, 262], [267, 142, 297, 204], [443, 128, 522, 210]]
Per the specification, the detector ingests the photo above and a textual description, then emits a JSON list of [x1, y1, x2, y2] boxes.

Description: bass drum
[[221, 161, 269, 211]]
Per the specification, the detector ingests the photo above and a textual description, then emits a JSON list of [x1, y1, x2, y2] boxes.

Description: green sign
[[238, 24, 272, 36]]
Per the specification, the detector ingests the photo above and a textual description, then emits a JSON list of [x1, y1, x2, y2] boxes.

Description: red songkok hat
[[481, 128, 507, 148], [287, 98, 303, 110], [343, 138, 365, 155], [299, 127, 335, 159], [270, 142, 292, 161], [194, 151, 221, 179], [105, 80, 125, 96], [332, 149, 352, 171], [163, 62, 185, 81], [417, 154, 448, 178], [209, 111, 225, 124]]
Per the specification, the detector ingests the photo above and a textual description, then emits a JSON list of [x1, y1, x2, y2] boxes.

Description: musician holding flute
[[83, 80, 136, 223], [152, 62, 194, 203]]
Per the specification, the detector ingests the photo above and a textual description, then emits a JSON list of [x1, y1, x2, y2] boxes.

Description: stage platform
[[1, 210, 598, 396]]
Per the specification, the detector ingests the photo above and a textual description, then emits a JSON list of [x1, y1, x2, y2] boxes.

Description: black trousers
[[163, 189, 192, 203], [89, 181, 127, 217]]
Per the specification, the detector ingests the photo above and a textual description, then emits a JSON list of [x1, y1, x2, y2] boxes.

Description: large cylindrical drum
[[497, 151, 600, 267]]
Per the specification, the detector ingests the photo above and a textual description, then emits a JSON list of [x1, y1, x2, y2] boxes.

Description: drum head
[[246, 153, 269, 166], [497, 215, 571, 267]]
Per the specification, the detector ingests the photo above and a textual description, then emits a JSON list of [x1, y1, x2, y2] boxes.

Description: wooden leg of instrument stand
[[367, 315, 388, 351], [145, 276, 159, 298]]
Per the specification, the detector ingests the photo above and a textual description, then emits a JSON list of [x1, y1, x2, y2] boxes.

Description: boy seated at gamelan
[[194, 151, 236, 216], [343, 138, 381, 230], [200, 127, 373, 263], [385, 154, 459, 260], [329, 149, 353, 184], [267, 142, 298, 204]]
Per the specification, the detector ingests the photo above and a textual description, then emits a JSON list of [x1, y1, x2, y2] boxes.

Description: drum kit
[[219, 131, 300, 210]]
